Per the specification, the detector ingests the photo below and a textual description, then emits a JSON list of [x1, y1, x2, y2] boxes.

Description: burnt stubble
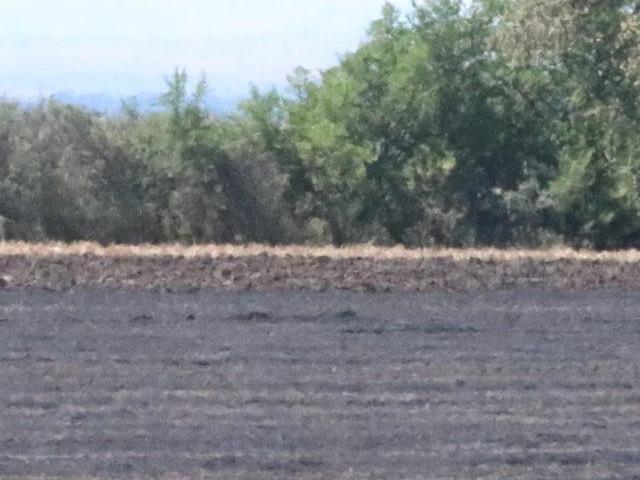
[[0, 288, 639, 479]]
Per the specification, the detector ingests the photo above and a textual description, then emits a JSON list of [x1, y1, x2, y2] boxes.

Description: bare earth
[[3, 247, 640, 292], [1, 286, 640, 479]]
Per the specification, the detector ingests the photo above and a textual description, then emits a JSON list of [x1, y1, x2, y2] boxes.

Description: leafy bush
[[1, 1, 639, 249]]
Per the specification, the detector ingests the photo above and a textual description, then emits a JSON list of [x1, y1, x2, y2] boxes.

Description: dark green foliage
[[0, 1, 638, 248]]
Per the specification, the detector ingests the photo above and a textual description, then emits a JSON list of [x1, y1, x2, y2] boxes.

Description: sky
[[0, 0, 415, 101]]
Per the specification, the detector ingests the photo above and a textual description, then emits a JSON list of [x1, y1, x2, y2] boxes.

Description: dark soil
[[1, 288, 639, 479], [1, 253, 640, 291]]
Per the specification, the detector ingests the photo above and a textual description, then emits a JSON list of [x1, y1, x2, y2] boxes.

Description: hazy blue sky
[[0, 0, 414, 99]]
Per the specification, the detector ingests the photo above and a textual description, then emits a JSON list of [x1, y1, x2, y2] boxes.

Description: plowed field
[[1, 287, 639, 479]]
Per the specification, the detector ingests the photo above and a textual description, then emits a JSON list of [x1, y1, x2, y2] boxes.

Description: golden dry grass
[[1, 241, 640, 262]]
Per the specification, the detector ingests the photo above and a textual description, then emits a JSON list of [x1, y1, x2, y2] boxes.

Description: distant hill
[[14, 90, 243, 116]]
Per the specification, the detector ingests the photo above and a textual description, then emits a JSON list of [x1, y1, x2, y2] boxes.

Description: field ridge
[[1, 242, 639, 291]]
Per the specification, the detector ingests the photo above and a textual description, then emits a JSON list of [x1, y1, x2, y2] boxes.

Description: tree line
[[1, 0, 639, 248]]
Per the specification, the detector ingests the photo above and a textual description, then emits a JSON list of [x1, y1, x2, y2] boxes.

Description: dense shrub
[[1, 1, 639, 248]]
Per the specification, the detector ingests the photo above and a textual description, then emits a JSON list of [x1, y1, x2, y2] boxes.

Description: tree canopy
[[1, 0, 639, 248]]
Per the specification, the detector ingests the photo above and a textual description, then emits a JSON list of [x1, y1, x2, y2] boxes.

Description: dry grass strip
[[1, 241, 639, 291], [1, 241, 640, 262]]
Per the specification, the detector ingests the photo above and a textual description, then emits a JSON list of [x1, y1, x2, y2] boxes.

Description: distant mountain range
[[13, 90, 244, 116]]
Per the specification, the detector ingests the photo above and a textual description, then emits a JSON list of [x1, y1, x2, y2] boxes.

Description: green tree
[[497, 0, 640, 247]]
